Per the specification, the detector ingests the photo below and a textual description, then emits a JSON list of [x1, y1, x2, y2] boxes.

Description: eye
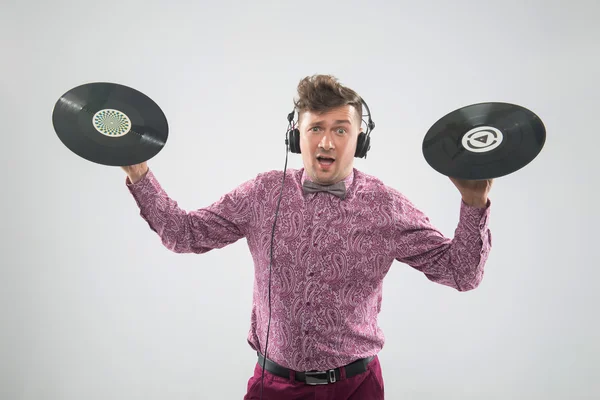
[[336, 128, 346, 134], [310, 126, 320, 132]]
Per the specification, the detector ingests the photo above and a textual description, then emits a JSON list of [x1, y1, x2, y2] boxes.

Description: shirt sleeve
[[390, 188, 492, 291], [125, 168, 256, 254]]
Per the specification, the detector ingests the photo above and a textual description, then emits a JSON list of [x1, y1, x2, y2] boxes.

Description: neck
[[305, 168, 352, 185]]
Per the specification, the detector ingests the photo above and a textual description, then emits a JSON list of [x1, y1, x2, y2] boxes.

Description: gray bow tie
[[302, 180, 346, 199]]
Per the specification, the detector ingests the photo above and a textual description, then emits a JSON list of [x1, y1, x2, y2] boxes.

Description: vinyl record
[[422, 102, 546, 180], [52, 82, 168, 166]]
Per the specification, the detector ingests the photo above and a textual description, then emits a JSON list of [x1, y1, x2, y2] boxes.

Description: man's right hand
[[121, 162, 148, 184]]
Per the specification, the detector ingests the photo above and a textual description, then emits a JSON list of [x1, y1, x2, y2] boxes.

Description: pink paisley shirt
[[126, 167, 492, 372]]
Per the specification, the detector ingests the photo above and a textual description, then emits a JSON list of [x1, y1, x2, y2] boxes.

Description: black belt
[[257, 352, 375, 385]]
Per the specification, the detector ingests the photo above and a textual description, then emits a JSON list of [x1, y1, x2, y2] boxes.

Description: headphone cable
[[259, 119, 292, 400]]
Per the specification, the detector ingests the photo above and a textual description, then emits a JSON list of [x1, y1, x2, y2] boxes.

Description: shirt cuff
[[460, 198, 491, 232], [125, 168, 163, 209]]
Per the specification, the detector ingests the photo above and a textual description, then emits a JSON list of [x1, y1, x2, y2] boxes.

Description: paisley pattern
[[126, 167, 492, 372]]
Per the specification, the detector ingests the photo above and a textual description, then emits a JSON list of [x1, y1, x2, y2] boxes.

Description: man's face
[[298, 105, 361, 185]]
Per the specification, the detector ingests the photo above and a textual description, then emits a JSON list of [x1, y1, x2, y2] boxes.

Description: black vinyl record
[[422, 102, 546, 180], [52, 82, 168, 166]]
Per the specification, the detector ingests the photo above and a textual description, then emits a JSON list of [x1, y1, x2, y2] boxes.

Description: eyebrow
[[310, 119, 352, 126]]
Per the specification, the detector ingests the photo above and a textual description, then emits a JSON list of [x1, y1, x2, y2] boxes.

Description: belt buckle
[[305, 369, 336, 385]]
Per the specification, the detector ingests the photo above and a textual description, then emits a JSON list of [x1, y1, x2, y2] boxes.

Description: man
[[122, 74, 493, 399]]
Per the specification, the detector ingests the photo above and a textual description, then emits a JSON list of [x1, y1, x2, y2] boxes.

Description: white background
[[2, 0, 598, 399]]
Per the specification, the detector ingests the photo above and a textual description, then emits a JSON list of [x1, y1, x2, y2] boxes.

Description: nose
[[318, 132, 334, 150]]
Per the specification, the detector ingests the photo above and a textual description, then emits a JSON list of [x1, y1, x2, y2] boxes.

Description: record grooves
[[52, 82, 169, 166], [422, 102, 546, 180]]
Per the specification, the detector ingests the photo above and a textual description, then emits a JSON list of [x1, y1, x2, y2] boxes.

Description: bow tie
[[302, 180, 346, 199]]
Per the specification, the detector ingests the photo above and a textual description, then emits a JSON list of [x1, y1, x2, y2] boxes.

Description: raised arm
[[124, 164, 255, 254], [390, 188, 492, 292]]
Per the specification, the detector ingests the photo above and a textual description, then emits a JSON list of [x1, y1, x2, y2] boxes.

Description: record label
[[461, 126, 503, 153], [92, 109, 132, 137]]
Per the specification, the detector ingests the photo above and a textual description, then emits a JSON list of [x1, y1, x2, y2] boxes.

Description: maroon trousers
[[243, 355, 385, 400]]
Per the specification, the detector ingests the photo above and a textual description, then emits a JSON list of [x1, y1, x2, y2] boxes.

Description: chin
[[313, 167, 338, 182]]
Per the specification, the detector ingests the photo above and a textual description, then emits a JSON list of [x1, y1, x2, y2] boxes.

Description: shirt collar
[[300, 168, 355, 190]]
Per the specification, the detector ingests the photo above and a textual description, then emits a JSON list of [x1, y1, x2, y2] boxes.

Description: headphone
[[286, 98, 376, 158], [259, 98, 375, 400]]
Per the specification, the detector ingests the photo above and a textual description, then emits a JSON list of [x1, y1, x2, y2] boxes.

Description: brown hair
[[293, 74, 363, 124]]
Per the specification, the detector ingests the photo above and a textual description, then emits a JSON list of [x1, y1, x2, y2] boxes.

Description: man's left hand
[[449, 177, 493, 208]]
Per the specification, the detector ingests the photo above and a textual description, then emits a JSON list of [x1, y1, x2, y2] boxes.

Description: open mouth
[[317, 156, 335, 167]]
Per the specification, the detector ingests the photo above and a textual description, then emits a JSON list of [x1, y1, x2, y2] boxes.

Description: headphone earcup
[[289, 128, 301, 154], [355, 132, 370, 158]]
